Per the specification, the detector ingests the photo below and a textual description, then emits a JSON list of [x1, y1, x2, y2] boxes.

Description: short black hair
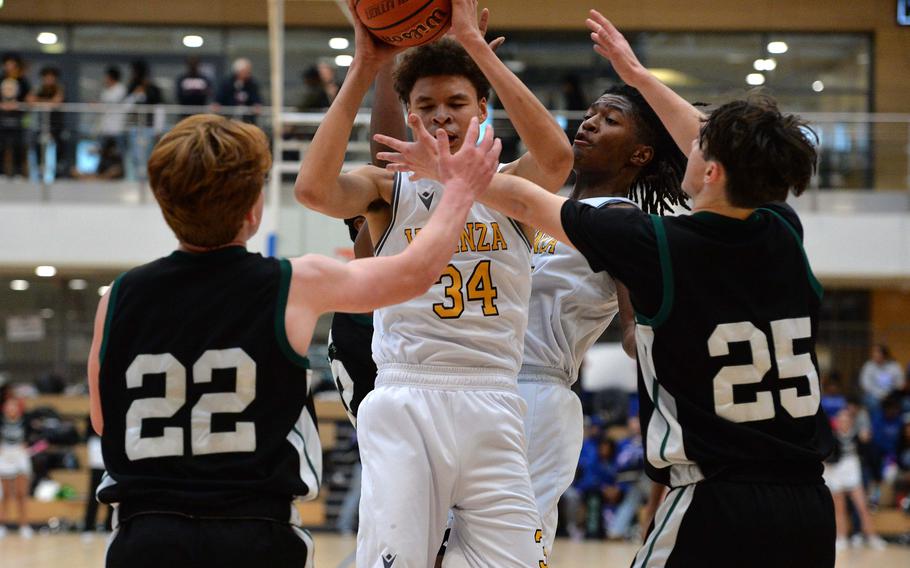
[[2, 53, 22, 66], [105, 66, 122, 82], [39, 66, 60, 78], [603, 85, 688, 215], [699, 94, 817, 208], [393, 39, 491, 104]]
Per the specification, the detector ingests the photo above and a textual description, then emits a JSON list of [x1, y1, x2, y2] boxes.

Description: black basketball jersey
[[97, 247, 321, 522], [327, 312, 376, 425], [562, 202, 833, 487]]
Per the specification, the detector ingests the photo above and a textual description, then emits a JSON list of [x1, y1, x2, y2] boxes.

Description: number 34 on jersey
[[405, 223, 507, 320]]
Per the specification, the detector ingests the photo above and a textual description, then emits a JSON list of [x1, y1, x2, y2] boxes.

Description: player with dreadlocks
[[509, 82, 686, 556], [374, 78, 688, 560]]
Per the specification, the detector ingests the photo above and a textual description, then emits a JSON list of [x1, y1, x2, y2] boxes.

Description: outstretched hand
[[374, 113, 441, 181], [448, 0, 506, 51], [439, 117, 502, 201], [586, 10, 647, 87], [374, 116, 501, 199]]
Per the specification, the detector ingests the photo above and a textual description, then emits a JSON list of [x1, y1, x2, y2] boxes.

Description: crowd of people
[[820, 344, 910, 548], [0, 52, 291, 183], [556, 343, 910, 548]]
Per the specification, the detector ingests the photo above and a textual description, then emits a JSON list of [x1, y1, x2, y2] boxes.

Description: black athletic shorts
[[106, 513, 313, 568], [632, 480, 834, 568]]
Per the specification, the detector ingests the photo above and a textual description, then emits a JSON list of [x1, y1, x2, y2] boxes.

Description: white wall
[[0, 202, 349, 269]]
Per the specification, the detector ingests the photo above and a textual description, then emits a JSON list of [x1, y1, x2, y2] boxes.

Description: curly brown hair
[[699, 94, 817, 208], [148, 114, 271, 247], [393, 39, 491, 104]]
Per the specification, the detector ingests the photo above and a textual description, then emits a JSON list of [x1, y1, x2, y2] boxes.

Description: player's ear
[[630, 144, 654, 167], [704, 159, 724, 186], [477, 97, 489, 123]]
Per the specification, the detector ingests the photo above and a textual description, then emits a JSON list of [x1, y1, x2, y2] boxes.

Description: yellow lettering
[[533, 231, 557, 255], [460, 223, 477, 252], [490, 222, 507, 251], [475, 223, 491, 252], [404, 227, 422, 244]]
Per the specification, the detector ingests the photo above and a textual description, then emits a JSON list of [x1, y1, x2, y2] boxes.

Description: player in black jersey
[[379, 12, 835, 566], [85, 113, 503, 568], [328, 216, 378, 426]]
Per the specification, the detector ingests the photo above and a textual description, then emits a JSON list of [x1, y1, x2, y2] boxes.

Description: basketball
[[355, 0, 452, 47]]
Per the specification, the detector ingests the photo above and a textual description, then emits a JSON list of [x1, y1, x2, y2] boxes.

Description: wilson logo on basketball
[[363, 0, 396, 20], [378, 8, 449, 45]]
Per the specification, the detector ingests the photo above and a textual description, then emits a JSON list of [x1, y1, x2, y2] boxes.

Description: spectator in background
[[71, 138, 124, 180], [124, 60, 163, 182], [556, 74, 587, 141], [873, 394, 905, 468], [894, 417, 910, 511], [98, 66, 127, 152], [0, 53, 30, 179], [214, 57, 262, 124], [860, 344, 904, 417], [821, 370, 847, 418], [27, 66, 67, 181], [299, 63, 338, 111], [576, 435, 622, 539], [176, 57, 212, 112], [0, 396, 33, 539], [608, 414, 648, 540], [824, 407, 887, 551], [560, 73, 587, 112]]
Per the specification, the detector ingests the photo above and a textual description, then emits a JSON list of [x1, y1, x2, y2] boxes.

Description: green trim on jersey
[[640, 486, 686, 567], [635, 215, 675, 328], [98, 273, 125, 366], [348, 313, 374, 327], [292, 425, 322, 488], [277, 259, 311, 369], [758, 207, 824, 300]]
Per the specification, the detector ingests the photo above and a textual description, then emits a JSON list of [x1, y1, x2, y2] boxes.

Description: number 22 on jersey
[[124, 348, 256, 461], [433, 260, 499, 319], [709, 317, 820, 423]]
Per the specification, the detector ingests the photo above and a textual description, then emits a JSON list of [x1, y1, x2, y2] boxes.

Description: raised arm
[[369, 60, 407, 169], [451, 0, 573, 191], [285, 119, 502, 353], [294, 2, 404, 218], [586, 10, 705, 154]]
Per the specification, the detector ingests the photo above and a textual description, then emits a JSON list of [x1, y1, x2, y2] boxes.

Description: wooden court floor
[[2, 533, 909, 567]]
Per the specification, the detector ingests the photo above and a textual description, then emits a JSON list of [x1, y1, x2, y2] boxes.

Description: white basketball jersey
[[372, 171, 532, 376], [520, 197, 638, 386]]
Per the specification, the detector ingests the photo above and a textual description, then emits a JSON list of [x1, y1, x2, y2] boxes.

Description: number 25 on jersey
[[710, 318, 820, 423]]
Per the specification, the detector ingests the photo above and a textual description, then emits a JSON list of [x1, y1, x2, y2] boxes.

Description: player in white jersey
[[294, 2, 572, 566], [375, 85, 688, 562], [520, 85, 687, 555]]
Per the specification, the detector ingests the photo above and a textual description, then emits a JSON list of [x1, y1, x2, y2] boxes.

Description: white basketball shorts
[[517, 376, 584, 557], [356, 366, 547, 568]]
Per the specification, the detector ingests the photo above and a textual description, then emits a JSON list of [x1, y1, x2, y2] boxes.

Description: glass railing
[[1, 105, 908, 208]]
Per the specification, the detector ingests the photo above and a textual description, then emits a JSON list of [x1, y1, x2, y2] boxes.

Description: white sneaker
[[850, 533, 865, 548], [19, 525, 33, 539], [0, 526, 7, 539], [867, 535, 887, 550], [835, 537, 848, 552]]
